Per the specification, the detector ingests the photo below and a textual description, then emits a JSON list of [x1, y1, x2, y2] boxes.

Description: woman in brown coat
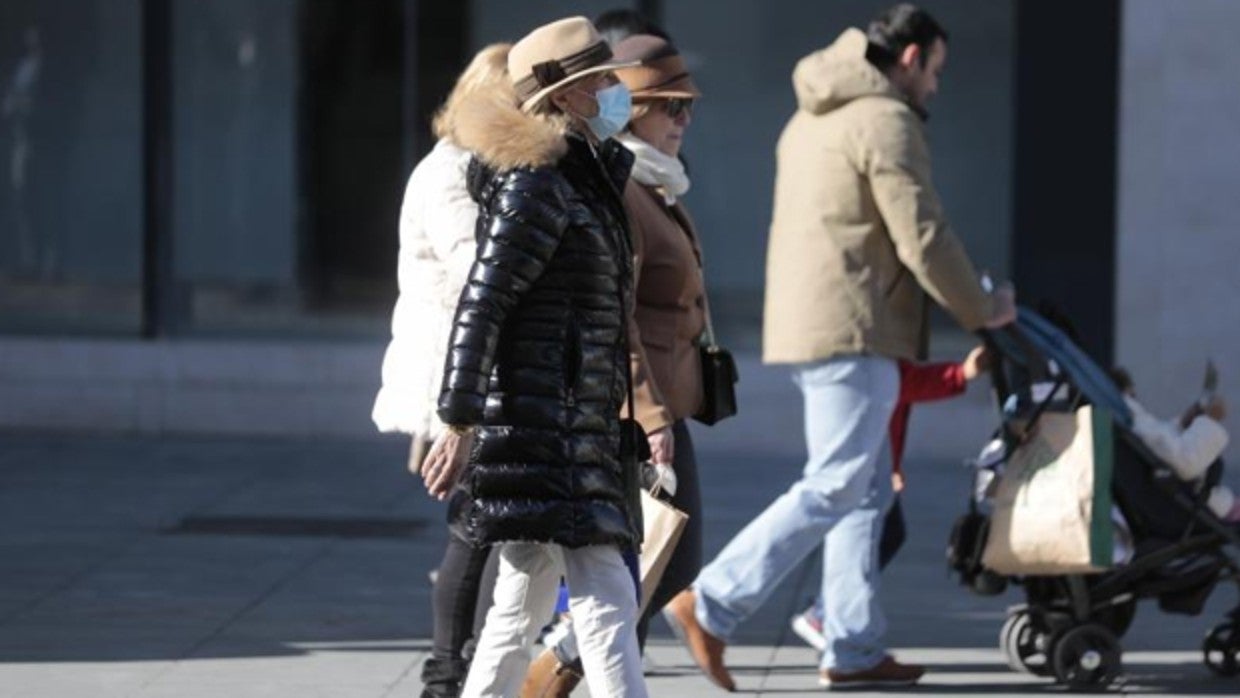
[[521, 33, 713, 696]]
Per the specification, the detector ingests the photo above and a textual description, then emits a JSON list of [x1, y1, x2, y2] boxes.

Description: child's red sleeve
[[898, 361, 968, 404]]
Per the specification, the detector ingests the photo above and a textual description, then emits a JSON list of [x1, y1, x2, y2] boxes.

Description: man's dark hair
[[865, 3, 949, 72], [594, 8, 670, 46]]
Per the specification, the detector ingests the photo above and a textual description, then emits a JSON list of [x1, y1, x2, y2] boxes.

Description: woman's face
[[551, 72, 617, 120], [629, 97, 693, 158]]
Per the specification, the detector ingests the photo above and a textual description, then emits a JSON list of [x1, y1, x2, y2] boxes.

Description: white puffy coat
[[372, 140, 477, 437], [1126, 395, 1235, 517]]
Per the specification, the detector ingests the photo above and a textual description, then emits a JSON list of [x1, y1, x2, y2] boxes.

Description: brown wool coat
[[624, 181, 707, 434], [763, 28, 994, 365]]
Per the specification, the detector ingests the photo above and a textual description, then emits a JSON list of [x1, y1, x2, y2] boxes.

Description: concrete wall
[[0, 338, 383, 437], [1116, 0, 1240, 460]]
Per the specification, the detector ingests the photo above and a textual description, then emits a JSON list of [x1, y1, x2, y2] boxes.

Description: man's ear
[[899, 43, 921, 71]]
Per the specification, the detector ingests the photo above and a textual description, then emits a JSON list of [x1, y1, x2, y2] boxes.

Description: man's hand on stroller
[[984, 282, 1017, 329]]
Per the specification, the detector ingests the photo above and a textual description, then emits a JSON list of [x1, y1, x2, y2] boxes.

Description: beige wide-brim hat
[[613, 34, 702, 99], [510, 16, 639, 112]]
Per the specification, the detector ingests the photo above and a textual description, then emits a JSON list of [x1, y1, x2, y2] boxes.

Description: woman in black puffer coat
[[419, 17, 650, 698], [441, 142, 640, 547]]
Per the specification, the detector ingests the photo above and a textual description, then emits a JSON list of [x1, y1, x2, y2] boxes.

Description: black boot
[[420, 655, 469, 698]]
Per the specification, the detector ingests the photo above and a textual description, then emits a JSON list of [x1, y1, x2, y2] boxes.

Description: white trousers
[[460, 542, 647, 698]]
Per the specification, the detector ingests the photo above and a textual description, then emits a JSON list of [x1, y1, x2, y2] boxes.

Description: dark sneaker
[[420, 655, 468, 698], [819, 656, 925, 690]]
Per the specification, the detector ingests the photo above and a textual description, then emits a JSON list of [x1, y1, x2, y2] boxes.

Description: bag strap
[[699, 267, 720, 351], [660, 194, 717, 352]]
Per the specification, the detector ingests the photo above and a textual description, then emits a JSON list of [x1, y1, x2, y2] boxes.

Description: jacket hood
[[452, 85, 570, 171], [792, 28, 903, 116]]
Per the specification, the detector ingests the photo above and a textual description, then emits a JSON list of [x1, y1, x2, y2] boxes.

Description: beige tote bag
[[982, 406, 1116, 575], [638, 488, 689, 612]]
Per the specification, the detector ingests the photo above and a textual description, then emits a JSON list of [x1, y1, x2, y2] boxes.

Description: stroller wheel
[[1000, 611, 1052, 676], [1051, 623, 1122, 689], [1202, 622, 1240, 677]]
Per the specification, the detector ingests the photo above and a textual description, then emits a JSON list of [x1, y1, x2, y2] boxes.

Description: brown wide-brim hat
[[509, 16, 640, 112], [612, 34, 701, 99]]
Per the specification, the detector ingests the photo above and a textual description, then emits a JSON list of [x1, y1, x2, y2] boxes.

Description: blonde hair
[[433, 43, 513, 143]]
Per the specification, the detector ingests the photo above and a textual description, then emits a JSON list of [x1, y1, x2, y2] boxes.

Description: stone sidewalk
[[1, 352, 1238, 697]]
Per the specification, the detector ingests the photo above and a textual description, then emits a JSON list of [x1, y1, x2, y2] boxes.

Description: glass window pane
[[0, 1, 143, 334], [171, 0, 403, 337]]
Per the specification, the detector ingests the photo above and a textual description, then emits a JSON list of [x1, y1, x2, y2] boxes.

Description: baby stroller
[[947, 308, 1240, 689]]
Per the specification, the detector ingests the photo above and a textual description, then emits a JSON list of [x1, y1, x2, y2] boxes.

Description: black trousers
[[420, 534, 497, 698], [414, 432, 498, 698]]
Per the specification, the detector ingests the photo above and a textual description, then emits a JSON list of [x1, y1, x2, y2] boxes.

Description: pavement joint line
[[173, 467, 287, 523], [133, 534, 344, 692], [759, 547, 823, 695], [378, 651, 426, 698], [0, 531, 147, 627], [0, 448, 298, 629]]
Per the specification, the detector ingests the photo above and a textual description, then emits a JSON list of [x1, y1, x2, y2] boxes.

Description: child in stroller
[[950, 309, 1240, 689], [1109, 367, 1240, 523]]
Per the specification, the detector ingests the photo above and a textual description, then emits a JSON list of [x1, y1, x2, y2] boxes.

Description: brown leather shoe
[[819, 656, 926, 690], [663, 589, 736, 691], [520, 648, 583, 698]]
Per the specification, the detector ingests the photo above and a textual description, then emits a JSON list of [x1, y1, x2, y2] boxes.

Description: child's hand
[[962, 346, 992, 381], [1205, 396, 1228, 422]]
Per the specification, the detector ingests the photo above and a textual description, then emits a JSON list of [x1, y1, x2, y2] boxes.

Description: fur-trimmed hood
[[452, 87, 570, 171]]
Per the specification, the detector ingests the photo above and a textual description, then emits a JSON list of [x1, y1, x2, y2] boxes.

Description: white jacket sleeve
[[423, 145, 480, 307], [1126, 396, 1230, 481]]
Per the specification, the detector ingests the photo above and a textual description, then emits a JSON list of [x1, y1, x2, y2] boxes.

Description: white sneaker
[[790, 610, 827, 652], [539, 615, 573, 649]]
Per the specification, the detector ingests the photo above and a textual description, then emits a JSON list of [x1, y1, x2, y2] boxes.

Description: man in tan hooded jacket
[[666, 4, 1015, 691]]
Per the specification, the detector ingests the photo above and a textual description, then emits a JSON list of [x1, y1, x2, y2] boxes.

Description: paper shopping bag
[[982, 406, 1115, 575], [638, 489, 689, 612]]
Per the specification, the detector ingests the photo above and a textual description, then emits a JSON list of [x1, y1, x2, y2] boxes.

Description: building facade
[[0, 1, 1230, 440]]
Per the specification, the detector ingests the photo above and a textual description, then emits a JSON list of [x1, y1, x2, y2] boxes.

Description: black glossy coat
[[438, 135, 641, 549]]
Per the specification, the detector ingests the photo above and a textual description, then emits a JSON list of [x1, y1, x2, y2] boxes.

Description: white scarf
[[618, 133, 690, 205]]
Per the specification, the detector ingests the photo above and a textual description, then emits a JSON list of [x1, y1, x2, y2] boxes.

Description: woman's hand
[[421, 428, 474, 500], [647, 425, 675, 466]]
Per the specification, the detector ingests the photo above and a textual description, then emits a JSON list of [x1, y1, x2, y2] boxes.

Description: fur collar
[[453, 88, 570, 170]]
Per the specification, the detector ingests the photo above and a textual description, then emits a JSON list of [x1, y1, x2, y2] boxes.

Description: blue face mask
[[582, 83, 631, 142]]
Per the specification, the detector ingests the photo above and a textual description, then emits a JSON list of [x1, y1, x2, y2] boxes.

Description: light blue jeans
[[694, 355, 898, 672]]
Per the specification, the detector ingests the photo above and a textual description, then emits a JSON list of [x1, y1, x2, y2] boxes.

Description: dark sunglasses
[[657, 98, 695, 118]]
